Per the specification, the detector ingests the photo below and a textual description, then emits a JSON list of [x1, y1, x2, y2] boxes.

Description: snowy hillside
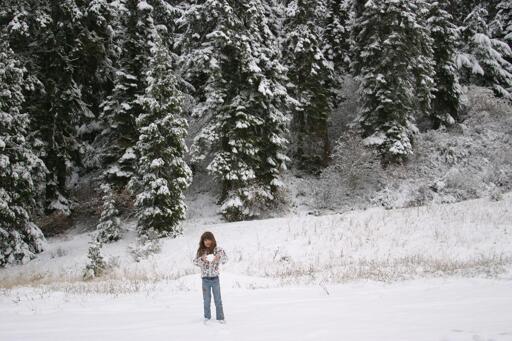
[[4, 191, 512, 290], [1, 193, 512, 340], [2, 192, 512, 292]]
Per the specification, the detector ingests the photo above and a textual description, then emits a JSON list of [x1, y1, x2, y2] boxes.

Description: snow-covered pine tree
[[323, 0, 352, 77], [76, 0, 118, 168], [427, 1, 462, 128], [445, 0, 476, 25], [493, 1, 512, 95], [458, 5, 512, 99], [95, 184, 121, 243], [6, 0, 117, 215], [413, 1, 436, 120], [283, 0, 334, 170], [150, 0, 183, 38], [132, 23, 192, 238], [351, 0, 435, 163], [5, 1, 85, 215], [493, 1, 512, 51], [176, 0, 226, 114], [184, 0, 293, 221], [0, 43, 47, 267], [445, 1, 498, 27], [83, 240, 106, 280], [99, 0, 155, 187]]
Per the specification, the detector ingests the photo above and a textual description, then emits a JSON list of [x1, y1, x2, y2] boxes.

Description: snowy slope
[[1, 192, 512, 291], [1, 194, 512, 340]]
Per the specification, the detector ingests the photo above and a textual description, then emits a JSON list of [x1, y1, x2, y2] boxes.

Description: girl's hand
[[201, 255, 207, 261], [214, 255, 221, 262]]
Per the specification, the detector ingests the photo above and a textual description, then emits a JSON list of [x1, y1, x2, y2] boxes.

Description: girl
[[193, 231, 228, 324]]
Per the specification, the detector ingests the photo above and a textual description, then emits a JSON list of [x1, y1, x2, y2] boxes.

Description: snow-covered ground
[[1, 277, 511, 341], [1, 193, 512, 340]]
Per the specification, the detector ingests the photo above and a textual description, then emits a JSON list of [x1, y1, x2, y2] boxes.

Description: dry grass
[[272, 254, 512, 286], [0, 266, 197, 294]]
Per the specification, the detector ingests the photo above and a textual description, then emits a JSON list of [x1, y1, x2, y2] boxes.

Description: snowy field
[[1, 277, 511, 341], [1, 193, 512, 340]]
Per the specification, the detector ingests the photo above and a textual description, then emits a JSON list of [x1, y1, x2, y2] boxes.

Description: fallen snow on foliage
[[299, 88, 512, 214]]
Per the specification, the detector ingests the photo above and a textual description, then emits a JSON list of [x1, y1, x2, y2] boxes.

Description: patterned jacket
[[193, 246, 228, 278]]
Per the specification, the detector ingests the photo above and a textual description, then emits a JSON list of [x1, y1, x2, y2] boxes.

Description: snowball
[[206, 254, 215, 262]]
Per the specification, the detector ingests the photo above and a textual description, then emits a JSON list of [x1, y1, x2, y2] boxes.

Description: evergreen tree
[[184, 0, 293, 221], [428, 1, 462, 127], [413, 1, 436, 119], [132, 26, 192, 238], [445, 0, 498, 26], [176, 0, 226, 115], [283, 0, 334, 170], [323, 0, 352, 76], [6, 0, 118, 214], [493, 1, 512, 93], [150, 0, 183, 40], [458, 5, 512, 99], [351, 0, 435, 163], [76, 0, 118, 168], [100, 0, 155, 187], [83, 240, 106, 280], [0, 44, 47, 267], [20, 1, 85, 215], [95, 183, 121, 243], [493, 1, 512, 50]]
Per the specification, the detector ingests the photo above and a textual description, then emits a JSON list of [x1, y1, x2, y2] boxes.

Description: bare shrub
[[443, 168, 479, 198], [129, 231, 161, 262], [71, 181, 102, 221], [435, 140, 469, 165], [313, 131, 383, 209], [329, 75, 360, 143], [464, 85, 512, 117], [115, 187, 135, 217], [37, 212, 73, 237], [405, 185, 434, 208], [49, 247, 68, 259], [490, 187, 504, 201]]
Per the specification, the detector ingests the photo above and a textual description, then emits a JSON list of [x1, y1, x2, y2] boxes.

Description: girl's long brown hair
[[196, 231, 217, 258]]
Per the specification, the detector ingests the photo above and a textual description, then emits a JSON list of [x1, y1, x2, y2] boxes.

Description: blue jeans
[[202, 276, 224, 320]]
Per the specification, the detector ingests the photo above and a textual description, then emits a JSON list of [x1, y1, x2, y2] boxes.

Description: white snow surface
[[1, 277, 511, 341], [1, 193, 512, 340]]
